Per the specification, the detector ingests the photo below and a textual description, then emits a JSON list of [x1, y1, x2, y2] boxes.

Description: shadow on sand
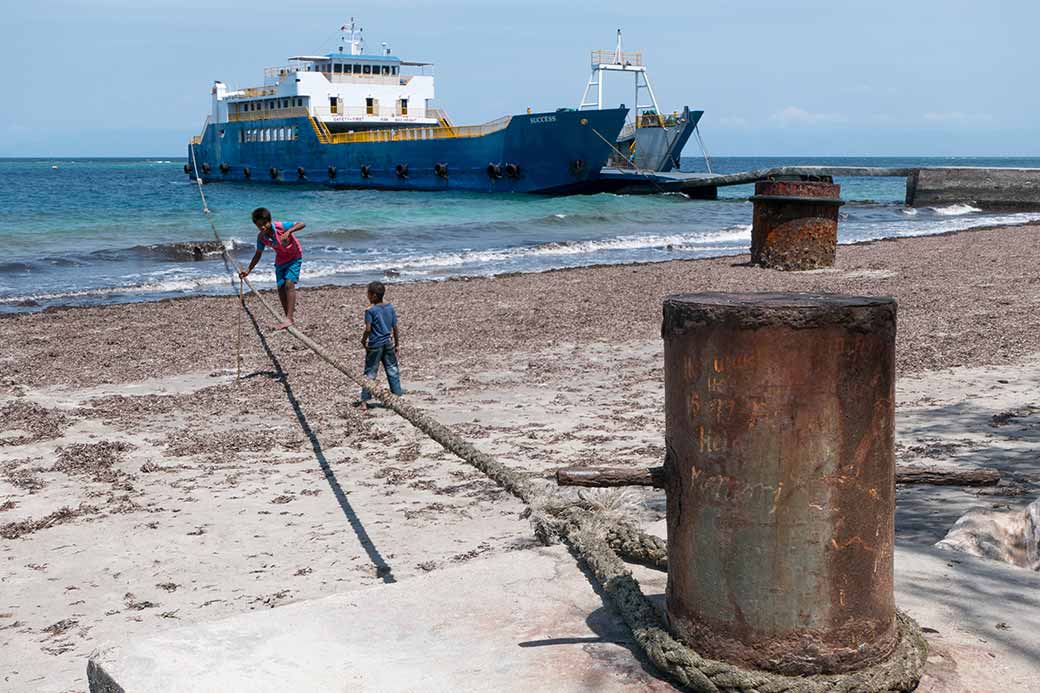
[[243, 302, 396, 584]]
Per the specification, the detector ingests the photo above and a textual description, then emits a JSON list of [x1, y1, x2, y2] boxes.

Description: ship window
[[334, 63, 341, 74], [400, 98, 408, 116], [353, 64, 361, 74], [383, 66, 390, 75], [366, 97, 374, 115], [362, 64, 371, 74], [393, 66, 399, 75], [296, 97, 303, 107], [293, 127, 299, 140]]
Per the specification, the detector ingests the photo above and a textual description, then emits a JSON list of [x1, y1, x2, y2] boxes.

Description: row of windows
[[307, 63, 398, 76], [240, 127, 299, 143], [237, 97, 305, 113]]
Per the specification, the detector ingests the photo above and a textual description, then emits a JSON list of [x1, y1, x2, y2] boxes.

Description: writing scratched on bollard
[[689, 350, 777, 455]]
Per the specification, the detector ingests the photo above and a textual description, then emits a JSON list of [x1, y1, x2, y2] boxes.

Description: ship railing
[[189, 116, 211, 145], [427, 108, 456, 129], [323, 115, 512, 145], [309, 117, 333, 144], [264, 65, 299, 82], [238, 85, 279, 97], [265, 64, 414, 87], [228, 107, 310, 123], [312, 105, 438, 121], [591, 49, 643, 67]]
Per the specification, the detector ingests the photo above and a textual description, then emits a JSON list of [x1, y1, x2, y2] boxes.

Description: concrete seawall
[[906, 167, 1040, 210], [603, 166, 1040, 210]]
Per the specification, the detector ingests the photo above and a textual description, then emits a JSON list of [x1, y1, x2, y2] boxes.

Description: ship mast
[[578, 30, 662, 128], [339, 17, 364, 55]]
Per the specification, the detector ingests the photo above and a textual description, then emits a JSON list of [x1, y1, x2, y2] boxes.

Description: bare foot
[[274, 320, 293, 330]]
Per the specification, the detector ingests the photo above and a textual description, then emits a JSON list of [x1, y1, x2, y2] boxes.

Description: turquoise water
[[2, 156, 1039, 313]]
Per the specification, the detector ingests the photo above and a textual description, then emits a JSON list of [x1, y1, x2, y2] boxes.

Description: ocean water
[[2, 156, 1039, 313]]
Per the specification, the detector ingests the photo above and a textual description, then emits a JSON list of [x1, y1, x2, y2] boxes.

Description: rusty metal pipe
[[662, 292, 898, 675]]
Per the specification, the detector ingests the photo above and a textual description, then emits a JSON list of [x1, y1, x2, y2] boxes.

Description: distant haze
[[2, 0, 1033, 157]]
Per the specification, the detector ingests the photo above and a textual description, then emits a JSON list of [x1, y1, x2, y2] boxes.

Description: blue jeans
[[361, 344, 403, 401]]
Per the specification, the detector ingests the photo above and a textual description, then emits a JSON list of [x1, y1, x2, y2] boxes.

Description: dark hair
[[252, 207, 272, 224], [367, 281, 386, 300]]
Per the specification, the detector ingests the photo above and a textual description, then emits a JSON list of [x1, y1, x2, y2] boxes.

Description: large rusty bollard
[[750, 180, 843, 270], [663, 292, 897, 675]]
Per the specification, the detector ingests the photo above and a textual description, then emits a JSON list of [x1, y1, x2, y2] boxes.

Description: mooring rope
[[185, 146, 925, 691], [589, 126, 673, 195], [694, 124, 713, 174]]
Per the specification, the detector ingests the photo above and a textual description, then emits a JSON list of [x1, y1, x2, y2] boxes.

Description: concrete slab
[[893, 541, 1040, 692], [88, 529, 1040, 693], [88, 545, 675, 693]]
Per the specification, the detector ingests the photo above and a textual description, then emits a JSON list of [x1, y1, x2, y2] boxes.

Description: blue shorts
[[275, 258, 302, 287]]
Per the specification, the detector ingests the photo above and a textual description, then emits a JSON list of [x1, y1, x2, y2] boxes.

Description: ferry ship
[[185, 20, 628, 194]]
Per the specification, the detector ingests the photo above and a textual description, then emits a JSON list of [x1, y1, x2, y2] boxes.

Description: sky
[[1, 0, 1034, 157]]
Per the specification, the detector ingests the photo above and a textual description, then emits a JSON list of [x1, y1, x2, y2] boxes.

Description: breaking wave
[[930, 203, 982, 216]]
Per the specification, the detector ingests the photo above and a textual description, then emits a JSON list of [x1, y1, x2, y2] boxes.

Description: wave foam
[[931, 203, 981, 216]]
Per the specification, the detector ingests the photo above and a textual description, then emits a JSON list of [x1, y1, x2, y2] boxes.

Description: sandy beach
[[3, 223, 1040, 692]]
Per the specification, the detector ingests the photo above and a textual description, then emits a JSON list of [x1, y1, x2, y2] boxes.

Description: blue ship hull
[[187, 108, 628, 194]]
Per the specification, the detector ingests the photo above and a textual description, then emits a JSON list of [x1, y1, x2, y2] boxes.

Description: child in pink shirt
[[240, 207, 306, 329]]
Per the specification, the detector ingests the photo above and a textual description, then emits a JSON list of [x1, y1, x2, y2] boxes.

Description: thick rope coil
[[186, 148, 926, 692], [563, 517, 928, 693]]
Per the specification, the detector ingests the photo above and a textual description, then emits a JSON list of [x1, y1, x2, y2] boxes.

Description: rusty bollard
[[662, 292, 897, 675], [750, 180, 843, 270]]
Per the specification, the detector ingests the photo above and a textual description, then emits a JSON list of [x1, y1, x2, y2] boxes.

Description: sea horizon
[[4, 154, 1040, 315]]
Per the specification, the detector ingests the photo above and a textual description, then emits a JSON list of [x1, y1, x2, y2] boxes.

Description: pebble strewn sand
[[1, 223, 1039, 692], [4, 223, 1039, 394]]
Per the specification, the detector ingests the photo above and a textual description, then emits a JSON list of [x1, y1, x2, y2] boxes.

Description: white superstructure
[[210, 19, 441, 132]]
